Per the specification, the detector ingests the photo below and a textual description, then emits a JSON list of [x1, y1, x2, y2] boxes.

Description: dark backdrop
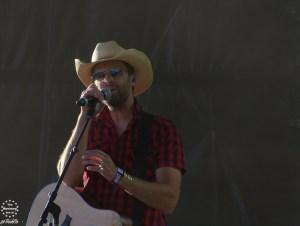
[[1, 0, 300, 225]]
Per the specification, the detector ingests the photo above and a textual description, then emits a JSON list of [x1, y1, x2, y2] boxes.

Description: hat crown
[[91, 41, 124, 62]]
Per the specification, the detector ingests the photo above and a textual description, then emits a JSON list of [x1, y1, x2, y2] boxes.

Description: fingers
[[79, 84, 105, 115], [82, 149, 109, 160], [86, 165, 104, 174], [82, 158, 102, 166], [81, 149, 117, 181], [81, 84, 104, 102], [81, 155, 104, 176]]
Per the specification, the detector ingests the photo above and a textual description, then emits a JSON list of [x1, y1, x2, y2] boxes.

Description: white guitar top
[[26, 183, 122, 226]]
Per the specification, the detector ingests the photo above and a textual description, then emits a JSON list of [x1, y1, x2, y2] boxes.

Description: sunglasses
[[92, 68, 123, 80]]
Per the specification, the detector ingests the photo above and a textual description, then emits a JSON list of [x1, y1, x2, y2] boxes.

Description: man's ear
[[131, 76, 136, 83], [131, 76, 136, 93]]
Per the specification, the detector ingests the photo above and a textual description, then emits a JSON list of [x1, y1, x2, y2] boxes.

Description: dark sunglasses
[[92, 68, 123, 80]]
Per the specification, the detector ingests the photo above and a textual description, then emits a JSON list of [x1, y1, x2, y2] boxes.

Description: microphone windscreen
[[101, 88, 112, 99]]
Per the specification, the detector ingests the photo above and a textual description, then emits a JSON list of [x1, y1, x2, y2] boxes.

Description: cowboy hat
[[74, 41, 153, 96]]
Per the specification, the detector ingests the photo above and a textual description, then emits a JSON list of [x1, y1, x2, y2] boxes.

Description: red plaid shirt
[[78, 101, 185, 226]]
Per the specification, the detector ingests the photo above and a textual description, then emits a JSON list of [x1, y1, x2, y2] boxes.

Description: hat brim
[[75, 49, 153, 96]]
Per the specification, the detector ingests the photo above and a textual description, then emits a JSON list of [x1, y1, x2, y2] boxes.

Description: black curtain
[[1, 0, 300, 225]]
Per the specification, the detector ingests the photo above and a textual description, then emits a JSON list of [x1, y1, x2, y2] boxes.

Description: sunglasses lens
[[92, 71, 105, 80], [92, 68, 122, 80], [110, 68, 122, 77]]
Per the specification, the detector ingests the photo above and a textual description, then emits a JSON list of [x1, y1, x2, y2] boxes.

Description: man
[[57, 41, 185, 226]]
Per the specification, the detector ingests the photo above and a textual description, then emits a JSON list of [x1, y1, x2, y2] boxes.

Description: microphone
[[76, 88, 112, 106]]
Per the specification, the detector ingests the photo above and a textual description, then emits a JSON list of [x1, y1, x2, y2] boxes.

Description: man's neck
[[108, 97, 134, 127]]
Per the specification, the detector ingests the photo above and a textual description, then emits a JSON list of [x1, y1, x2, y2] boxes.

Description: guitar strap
[[132, 112, 154, 226]]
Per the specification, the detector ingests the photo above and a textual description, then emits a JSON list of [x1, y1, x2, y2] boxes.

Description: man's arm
[[57, 111, 90, 187], [57, 83, 105, 187], [119, 167, 182, 214], [83, 149, 182, 214]]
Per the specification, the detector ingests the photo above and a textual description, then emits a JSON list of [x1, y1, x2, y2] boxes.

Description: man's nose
[[103, 72, 113, 82]]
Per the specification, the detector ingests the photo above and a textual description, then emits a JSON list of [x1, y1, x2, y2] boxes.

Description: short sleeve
[[154, 118, 186, 174]]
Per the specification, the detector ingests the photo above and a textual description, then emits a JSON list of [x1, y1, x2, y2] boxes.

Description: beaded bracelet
[[124, 172, 134, 182], [123, 172, 134, 196]]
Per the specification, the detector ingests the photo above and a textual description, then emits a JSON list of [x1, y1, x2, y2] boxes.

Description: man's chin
[[106, 97, 123, 108]]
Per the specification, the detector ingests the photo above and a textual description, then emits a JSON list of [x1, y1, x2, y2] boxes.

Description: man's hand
[[80, 83, 105, 114], [82, 149, 117, 182]]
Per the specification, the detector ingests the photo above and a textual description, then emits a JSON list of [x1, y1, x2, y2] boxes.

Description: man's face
[[91, 60, 134, 108]]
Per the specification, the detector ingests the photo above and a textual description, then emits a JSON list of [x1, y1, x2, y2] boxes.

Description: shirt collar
[[97, 98, 143, 127]]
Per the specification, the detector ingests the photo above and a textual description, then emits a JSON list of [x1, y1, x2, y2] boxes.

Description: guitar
[[26, 183, 125, 226]]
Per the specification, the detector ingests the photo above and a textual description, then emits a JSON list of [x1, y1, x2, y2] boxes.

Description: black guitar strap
[[132, 112, 154, 226]]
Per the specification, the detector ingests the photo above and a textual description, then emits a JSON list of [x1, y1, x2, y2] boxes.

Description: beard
[[105, 82, 131, 108]]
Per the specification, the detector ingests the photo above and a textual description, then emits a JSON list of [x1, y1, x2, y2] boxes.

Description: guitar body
[[26, 183, 122, 226]]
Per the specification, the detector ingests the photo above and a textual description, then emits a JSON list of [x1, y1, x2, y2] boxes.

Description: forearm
[[83, 149, 183, 214], [57, 111, 90, 186], [119, 172, 180, 214]]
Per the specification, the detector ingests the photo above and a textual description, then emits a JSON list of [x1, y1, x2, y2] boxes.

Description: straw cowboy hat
[[74, 41, 153, 96]]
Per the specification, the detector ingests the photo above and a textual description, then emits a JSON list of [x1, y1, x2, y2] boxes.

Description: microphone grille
[[101, 88, 112, 99]]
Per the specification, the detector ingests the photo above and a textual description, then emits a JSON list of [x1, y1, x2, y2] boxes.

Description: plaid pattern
[[78, 101, 185, 226]]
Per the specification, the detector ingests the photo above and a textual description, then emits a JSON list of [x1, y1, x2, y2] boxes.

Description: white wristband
[[113, 168, 124, 184]]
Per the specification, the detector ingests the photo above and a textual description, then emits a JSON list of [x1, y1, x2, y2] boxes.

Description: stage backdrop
[[1, 0, 300, 225]]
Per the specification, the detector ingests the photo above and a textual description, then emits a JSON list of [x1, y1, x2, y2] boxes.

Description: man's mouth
[[101, 86, 115, 91]]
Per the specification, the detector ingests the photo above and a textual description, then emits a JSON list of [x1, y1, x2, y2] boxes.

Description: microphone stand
[[38, 105, 96, 226]]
